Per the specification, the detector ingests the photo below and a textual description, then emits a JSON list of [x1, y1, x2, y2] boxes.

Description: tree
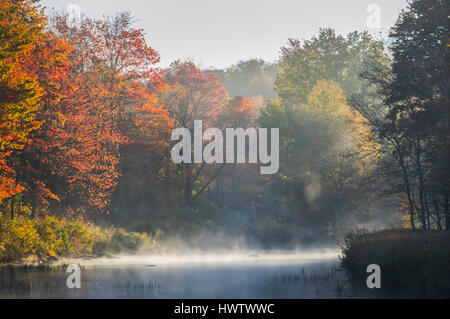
[[254, 29, 388, 235], [275, 29, 388, 105], [210, 59, 279, 99], [352, 0, 450, 230], [259, 80, 379, 234], [13, 33, 73, 218], [161, 62, 228, 204], [219, 96, 254, 128], [389, 0, 449, 230], [215, 96, 260, 209], [22, 11, 167, 216], [0, 0, 46, 214]]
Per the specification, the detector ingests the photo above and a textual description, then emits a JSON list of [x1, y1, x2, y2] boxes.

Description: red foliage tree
[[18, 12, 171, 216], [160, 62, 228, 204]]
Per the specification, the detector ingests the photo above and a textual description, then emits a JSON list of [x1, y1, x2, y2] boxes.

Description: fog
[[58, 249, 339, 267], [3, 249, 357, 299]]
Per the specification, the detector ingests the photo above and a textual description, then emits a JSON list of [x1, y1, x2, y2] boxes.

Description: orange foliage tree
[[16, 34, 73, 217], [0, 0, 46, 212], [215, 96, 262, 211], [161, 62, 228, 204], [38, 12, 171, 216]]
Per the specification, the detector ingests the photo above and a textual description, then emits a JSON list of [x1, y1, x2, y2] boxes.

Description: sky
[[40, 0, 408, 69]]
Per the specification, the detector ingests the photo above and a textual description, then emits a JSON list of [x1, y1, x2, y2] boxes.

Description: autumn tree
[[275, 29, 388, 105], [256, 28, 390, 236], [214, 96, 262, 210], [21, 11, 169, 216], [0, 0, 49, 216], [11, 32, 74, 218], [161, 62, 228, 204], [219, 96, 254, 128], [259, 80, 379, 234]]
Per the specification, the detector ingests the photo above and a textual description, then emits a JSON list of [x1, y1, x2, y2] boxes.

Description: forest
[[0, 0, 449, 270]]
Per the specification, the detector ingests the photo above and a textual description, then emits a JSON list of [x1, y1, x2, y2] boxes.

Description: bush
[[65, 219, 103, 255], [33, 216, 71, 257], [108, 231, 158, 253], [0, 217, 41, 263], [340, 229, 450, 298], [0, 213, 159, 263]]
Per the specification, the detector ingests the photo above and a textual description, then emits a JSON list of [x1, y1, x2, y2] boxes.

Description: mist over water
[[58, 249, 340, 267], [2, 249, 370, 299]]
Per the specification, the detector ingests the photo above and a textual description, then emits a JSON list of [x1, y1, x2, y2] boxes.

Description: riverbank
[[0, 215, 159, 263], [340, 229, 450, 298]]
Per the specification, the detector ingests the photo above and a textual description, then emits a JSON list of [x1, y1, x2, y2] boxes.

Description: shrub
[[108, 231, 156, 253], [33, 216, 71, 257], [340, 229, 450, 298], [0, 213, 159, 263], [65, 219, 100, 255], [0, 216, 41, 262]]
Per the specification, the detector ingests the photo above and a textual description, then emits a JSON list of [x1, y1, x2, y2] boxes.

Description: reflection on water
[[0, 251, 380, 299]]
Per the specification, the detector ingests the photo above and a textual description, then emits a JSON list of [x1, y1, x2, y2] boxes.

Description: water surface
[[0, 250, 378, 298]]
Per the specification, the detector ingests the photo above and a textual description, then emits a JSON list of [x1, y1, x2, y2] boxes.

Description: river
[[0, 250, 379, 298]]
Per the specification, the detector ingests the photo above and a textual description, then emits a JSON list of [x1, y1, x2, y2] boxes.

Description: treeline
[[0, 0, 449, 250], [0, 2, 171, 221], [262, 0, 450, 233], [351, 0, 449, 230], [0, 0, 275, 241]]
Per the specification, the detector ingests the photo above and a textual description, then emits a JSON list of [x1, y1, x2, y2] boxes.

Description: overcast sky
[[41, 0, 408, 69]]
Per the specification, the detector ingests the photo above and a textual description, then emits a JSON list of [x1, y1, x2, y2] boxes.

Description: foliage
[[351, 0, 450, 230], [0, 215, 41, 262], [0, 213, 158, 262], [44, 12, 167, 214], [275, 29, 388, 105], [0, 0, 448, 262], [159, 62, 228, 204], [0, 0, 47, 201], [210, 59, 280, 99], [108, 230, 158, 253], [340, 229, 450, 297], [258, 80, 380, 234]]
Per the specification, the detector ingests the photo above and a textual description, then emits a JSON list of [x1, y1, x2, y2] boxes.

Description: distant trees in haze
[[209, 59, 280, 99]]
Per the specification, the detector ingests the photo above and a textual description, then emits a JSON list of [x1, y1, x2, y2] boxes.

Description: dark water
[[0, 252, 379, 299]]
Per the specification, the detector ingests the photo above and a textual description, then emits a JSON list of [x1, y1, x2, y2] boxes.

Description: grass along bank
[[340, 229, 450, 298]]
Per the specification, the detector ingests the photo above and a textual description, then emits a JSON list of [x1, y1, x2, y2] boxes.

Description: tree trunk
[[415, 138, 427, 229], [445, 191, 449, 231], [399, 154, 416, 230], [31, 199, 37, 219], [432, 193, 442, 230], [424, 189, 431, 229], [184, 164, 193, 205], [10, 195, 15, 220]]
